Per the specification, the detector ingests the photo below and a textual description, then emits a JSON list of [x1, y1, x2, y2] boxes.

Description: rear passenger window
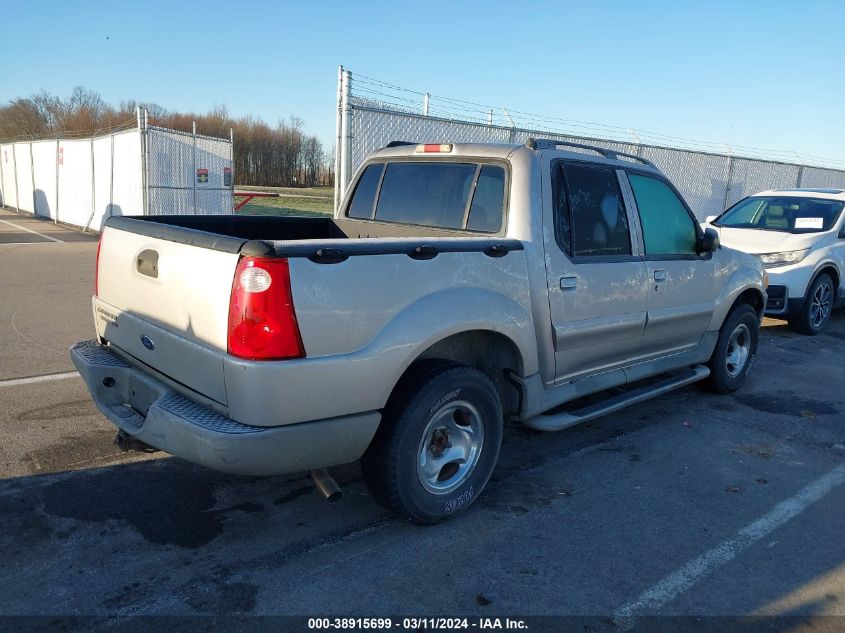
[[467, 165, 505, 232], [347, 163, 383, 219], [554, 162, 631, 257], [628, 173, 697, 255]]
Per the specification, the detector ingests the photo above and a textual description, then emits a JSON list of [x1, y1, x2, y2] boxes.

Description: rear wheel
[[361, 360, 503, 524], [789, 273, 834, 335], [704, 303, 759, 394]]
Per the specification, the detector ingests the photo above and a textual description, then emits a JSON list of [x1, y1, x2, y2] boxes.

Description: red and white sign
[[58, 147, 64, 165]]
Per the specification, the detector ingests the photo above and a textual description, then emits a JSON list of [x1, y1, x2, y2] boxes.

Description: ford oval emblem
[[140, 335, 155, 351]]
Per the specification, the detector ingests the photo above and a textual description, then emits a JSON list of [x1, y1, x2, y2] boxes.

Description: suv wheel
[[789, 273, 834, 335], [361, 360, 503, 524], [704, 303, 759, 394]]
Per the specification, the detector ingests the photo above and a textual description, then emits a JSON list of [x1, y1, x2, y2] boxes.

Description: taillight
[[227, 257, 304, 360], [94, 232, 103, 296]]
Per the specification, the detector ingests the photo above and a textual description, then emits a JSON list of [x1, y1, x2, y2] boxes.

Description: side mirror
[[698, 227, 720, 254], [704, 215, 717, 224]]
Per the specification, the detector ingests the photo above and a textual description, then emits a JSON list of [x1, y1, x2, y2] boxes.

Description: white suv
[[704, 188, 845, 334]]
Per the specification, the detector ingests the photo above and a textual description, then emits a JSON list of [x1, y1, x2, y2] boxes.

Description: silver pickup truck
[[72, 139, 766, 523]]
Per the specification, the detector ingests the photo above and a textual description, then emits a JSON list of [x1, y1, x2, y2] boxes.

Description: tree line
[[0, 88, 333, 187]]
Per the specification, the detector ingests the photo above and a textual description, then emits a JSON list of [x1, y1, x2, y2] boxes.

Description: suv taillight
[[227, 257, 304, 360], [94, 232, 103, 296]]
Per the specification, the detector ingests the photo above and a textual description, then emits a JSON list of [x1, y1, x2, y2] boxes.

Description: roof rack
[[525, 138, 656, 168]]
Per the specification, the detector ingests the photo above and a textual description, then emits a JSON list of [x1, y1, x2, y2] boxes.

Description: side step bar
[[523, 365, 710, 432]]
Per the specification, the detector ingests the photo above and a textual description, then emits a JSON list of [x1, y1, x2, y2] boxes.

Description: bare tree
[[0, 88, 334, 187]]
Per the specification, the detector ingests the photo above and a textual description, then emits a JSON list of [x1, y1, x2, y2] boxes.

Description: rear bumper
[[69, 340, 381, 476]]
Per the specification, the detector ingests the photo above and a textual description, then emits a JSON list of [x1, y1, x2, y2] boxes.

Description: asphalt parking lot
[[1, 209, 844, 630]]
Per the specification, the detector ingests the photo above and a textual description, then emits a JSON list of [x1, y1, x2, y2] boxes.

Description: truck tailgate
[[94, 224, 241, 404]]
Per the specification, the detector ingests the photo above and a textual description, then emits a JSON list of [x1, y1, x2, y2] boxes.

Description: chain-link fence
[[145, 124, 233, 216], [335, 69, 845, 220], [0, 111, 234, 231]]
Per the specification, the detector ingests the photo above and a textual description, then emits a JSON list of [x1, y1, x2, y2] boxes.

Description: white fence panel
[[31, 141, 58, 219], [110, 130, 143, 218], [91, 136, 113, 230], [1, 121, 230, 230], [1, 144, 17, 208], [57, 140, 93, 228], [14, 143, 34, 213]]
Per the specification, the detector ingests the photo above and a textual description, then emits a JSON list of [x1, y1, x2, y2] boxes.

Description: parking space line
[[613, 461, 845, 628], [0, 218, 64, 243], [0, 241, 63, 246], [0, 371, 80, 388]]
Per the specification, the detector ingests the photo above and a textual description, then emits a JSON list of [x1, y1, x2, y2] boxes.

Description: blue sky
[[2, 0, 843, 166]]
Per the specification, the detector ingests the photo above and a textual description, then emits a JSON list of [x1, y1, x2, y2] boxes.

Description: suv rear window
[[346, 161, 505, 232]]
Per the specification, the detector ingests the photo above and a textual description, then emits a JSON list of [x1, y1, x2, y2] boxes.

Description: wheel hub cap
[[416, 400, 484, 495], [725, 322, 751, 378], [810, 282, 832, 329]]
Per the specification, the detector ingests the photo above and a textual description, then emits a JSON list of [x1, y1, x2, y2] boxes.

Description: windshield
[[715, 196, 844, 233]]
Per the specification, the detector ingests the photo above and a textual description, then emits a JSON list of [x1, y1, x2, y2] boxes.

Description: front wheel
[[704, 303, 759, 394], [361, 361, 503, 524], [789, 273, 834, 335]]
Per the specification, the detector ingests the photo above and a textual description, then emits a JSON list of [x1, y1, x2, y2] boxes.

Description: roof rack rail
[[525, 137, 656, 168], [384, 140, 417, 148]]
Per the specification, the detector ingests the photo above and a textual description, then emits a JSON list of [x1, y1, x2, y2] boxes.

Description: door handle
[[653, 270, 667, 282], [560, 276, 578, 290]]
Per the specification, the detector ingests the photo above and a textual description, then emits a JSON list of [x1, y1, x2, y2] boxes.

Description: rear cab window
[[345, 160, 506, 233]]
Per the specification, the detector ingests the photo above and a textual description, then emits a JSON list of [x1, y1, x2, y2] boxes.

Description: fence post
[[12, 143, 19, 212], [192, 120, 197, 215], [229, 127, 234, 213], [137, 107, 146, 215], [0, 144, 5, 208], [55, 140, 60, 223], [144, 109, 150, 215], [29, 142, 36, 214], [334, 65, 343, 213], [722, 156, 735, 210], [796, 165, 805, 188], [109, 133, 115, 221], [423, 93, 430, 116], [339, 69, 353, 203], [89, 137, 95, 230]]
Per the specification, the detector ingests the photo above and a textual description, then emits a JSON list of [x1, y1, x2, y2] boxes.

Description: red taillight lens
[[227, 257, 305, 360], [94, 232, 103, 296]]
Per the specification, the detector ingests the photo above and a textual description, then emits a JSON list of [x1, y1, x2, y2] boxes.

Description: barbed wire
[[348, 70, 845, 170]]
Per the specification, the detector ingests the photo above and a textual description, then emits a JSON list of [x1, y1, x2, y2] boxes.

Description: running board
[[523, 365, 710, 432]]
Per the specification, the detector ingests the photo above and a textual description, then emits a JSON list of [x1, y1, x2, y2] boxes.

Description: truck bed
[[92, 214, 532, 424], [108, 214, 523, 261]]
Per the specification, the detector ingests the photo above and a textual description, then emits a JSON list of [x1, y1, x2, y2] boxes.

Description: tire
[[788, 273, 835, 335], [704, 303, 759, 394], [361, 360, 503, 524]]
